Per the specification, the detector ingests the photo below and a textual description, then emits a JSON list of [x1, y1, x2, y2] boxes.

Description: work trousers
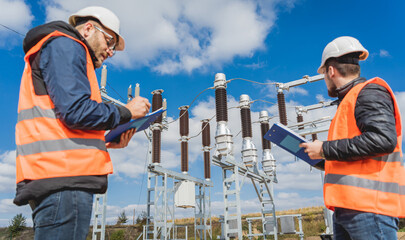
[[32, 190, 94, 240], [333, 207, 399, 240]]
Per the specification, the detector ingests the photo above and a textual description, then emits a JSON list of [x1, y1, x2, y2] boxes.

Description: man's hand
[[125, 96, 151, 119], [299, 140, 324, 159], [106, 128, 136, 149]]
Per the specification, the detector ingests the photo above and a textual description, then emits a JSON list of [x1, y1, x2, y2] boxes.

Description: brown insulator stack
[[241, 108, 252, 138], [213, 73, 233, 157], [259, 110, 276, 178], [152, 91, 163, 123], [151, 89, 164, 164], [277, 91, 287, 126], [179, 106, 189, 173], [152, 132, 161, 164], [239, 94, 258, 169], [215, 88, 228, 122], [202, 119, 211, 180], [312, 133, 318, 141], [260, 120, 271, 150]]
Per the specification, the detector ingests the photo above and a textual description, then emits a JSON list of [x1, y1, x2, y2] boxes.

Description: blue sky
[[0, 0, 404, 227]]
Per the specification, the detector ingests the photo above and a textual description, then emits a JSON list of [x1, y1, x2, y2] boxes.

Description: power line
[[95, 70, 126, 102], [166, 86, 213, 125], [106, 82, 126, 102], [0, 23, 25, 37], [227, 77, 277, 85]]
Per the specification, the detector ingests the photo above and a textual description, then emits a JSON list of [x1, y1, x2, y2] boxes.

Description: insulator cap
[[239, 94, 251, 108], [259, 111, 269, 123], [214, 73, 227, 89]]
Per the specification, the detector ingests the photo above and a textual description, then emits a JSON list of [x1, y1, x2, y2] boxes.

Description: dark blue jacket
[[40, 36, 130, 130]]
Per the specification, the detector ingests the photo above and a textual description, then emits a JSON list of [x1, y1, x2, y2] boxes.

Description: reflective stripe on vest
[[15, 31, 113, 182], [325, 77, 405, 218], [17, 138, 107, 156], [325, 174, 405, 195], [17, 106, 57, 122]]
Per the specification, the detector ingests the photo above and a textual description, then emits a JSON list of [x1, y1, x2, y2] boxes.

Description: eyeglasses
[[94, 25, 116, 55]]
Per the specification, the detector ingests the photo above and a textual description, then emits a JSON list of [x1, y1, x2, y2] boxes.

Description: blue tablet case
[[105, 108, 165, 143], [264, 122, 323, 166]]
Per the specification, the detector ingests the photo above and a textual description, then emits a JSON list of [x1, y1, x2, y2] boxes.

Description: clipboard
[[105, 108, 165, 143], [264, 122, 323, 166]]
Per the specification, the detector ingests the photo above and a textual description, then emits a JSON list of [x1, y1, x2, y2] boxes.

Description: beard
[[328, 86, 337, 97], [86, 35, 104, 69]]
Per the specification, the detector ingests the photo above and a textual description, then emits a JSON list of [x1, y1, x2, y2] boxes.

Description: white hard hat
[[69, 6, 125, 51], [318, 36, 368, 74]]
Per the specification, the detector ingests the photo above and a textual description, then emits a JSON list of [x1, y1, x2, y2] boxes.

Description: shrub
[[116, 210, 128, 225], [110, 229, 125, 240], [8, 213, 27, 236]]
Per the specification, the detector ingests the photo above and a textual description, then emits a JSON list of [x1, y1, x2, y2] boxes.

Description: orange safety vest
[[15, 31, 113, 183], [324, 77, 405, 218]]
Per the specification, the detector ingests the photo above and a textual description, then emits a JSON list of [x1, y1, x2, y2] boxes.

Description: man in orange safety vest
[[15, 6, 151, 239], [300, 36, 404, 240]]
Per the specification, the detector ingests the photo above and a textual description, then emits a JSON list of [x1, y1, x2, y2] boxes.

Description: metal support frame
[[145, 170, 175, 240], [259, 181, 277, 240], [195, 184, 212, 239], [212, 154, 277, 239], [223, 163, 242, 239], [145, 130, 213, 240], [92, 193, 107, 240]]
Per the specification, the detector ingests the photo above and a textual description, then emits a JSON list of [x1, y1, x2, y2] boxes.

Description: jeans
[[32, 190, 94, 240], [333, 207, 399, 240]]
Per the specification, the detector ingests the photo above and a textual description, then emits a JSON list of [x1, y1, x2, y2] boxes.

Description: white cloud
[[41, 0, 290, 74], [379, 49, 390, 58], [0, 198, 32, 227], [287, 87, 308, 96], [0, 151, 17, 192], [275, 192, 323, 210], [316, 94, 327, 102], [0, 0, 33, 46]]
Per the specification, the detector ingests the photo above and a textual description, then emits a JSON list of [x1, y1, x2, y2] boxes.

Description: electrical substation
[[92, 65, 335, 240]]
